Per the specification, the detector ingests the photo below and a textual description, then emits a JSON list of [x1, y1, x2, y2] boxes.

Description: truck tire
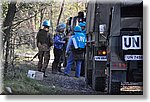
[[95, 77, 106, 92], [110, 82, 121, 95]]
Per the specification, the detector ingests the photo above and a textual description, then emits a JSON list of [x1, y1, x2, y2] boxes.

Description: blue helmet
[[79, 22, 86, 27], [43, 20, 50, 27], [57, 23, 66, 30], [56, 23, 66, 32], [74, 26, 82, 32]]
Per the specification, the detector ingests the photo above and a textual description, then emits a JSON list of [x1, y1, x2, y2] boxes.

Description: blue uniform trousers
[[64, 52, 82, 77]]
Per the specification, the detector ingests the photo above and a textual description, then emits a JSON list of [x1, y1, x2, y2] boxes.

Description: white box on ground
[[35, 71, 44, 80], [27, 70, 36, 79], [27, 70, 44, 80]]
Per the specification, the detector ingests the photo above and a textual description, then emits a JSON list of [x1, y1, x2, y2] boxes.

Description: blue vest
[[72, 32, 86, 49]]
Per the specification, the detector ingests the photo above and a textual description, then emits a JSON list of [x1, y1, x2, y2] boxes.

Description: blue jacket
[[54, 33, 65, 49], [66, 32, 86, 53]]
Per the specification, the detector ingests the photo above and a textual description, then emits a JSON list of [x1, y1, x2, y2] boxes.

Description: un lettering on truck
[[124, 55, 143, 61], [122, 35, 141, 50], [122, 35, 143, 61]]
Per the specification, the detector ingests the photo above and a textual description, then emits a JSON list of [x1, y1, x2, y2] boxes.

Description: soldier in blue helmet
[[79, 22, 86, 76], [52, 23, 66, 74], [36, 20, 53, 77], [79, 22, 86, 34], [64, 26, 86, 78]]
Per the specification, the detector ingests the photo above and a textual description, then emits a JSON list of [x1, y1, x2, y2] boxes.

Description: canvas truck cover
[[86, 0, 142, 35], [86, 1, 114, 35], [86, 1, 96, 34], [110, 4, 121, 36], [109, 1, 142, 36]]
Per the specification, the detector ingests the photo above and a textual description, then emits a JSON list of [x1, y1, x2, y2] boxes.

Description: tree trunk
[[3, 2, 17, 75], [34, 12, 37, 30], [39, 8, 44, 29], [57, 0, 65, 25], [50, 4, 53, 34], [3, 2, 17, 45]]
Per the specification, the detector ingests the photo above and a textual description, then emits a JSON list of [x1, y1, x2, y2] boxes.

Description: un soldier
[[36, 20, 53, 77], [64, 26, 86, 78], [52, 23, 66, 74], [79, 22, 86, 35], [79, 22, 86, 76]]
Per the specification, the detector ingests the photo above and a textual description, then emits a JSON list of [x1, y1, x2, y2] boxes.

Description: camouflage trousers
[[37, 51, 50, 72]]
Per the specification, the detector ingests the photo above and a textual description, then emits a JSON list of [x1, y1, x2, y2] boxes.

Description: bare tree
[[3, 1, 17, 75], [39, 8, 44, 29], [57, 0, 65, 25], [49, 4, 54, 33]]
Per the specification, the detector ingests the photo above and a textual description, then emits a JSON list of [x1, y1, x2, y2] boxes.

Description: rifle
[[30, 53, 38, 61]]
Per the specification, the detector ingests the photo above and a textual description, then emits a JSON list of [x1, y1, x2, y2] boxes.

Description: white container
[[27, 70, 36, 79], [35, 71, 44, 80], [27, 70, 44, 80]]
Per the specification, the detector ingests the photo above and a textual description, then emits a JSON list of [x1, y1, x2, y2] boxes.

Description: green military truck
[[85, 0, 143, 94]]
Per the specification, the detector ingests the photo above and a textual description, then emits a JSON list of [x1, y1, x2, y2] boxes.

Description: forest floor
[[2, 47, 142, 95], [2, 50, 104, 95]]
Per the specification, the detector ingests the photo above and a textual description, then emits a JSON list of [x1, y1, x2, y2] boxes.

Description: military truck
[[85, 0, 143, 94]]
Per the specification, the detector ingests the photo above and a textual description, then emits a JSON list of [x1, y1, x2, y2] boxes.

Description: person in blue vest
[[79, 22, 86, 76], [64, 26, 86, 78], [52, 23, 66, 74]]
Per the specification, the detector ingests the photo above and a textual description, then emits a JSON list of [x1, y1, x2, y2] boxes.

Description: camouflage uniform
[[37, 44, 50, 72], [36, 29, 53, 74]]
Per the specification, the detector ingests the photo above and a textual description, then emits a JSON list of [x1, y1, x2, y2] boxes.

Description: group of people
[[36, 15, 86, 78]]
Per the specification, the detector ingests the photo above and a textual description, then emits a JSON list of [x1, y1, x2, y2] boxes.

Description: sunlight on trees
[[2, 0, 87, 74]]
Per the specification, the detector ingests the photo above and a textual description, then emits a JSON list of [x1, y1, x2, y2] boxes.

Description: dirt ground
[[29, 59, 103, 95]]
